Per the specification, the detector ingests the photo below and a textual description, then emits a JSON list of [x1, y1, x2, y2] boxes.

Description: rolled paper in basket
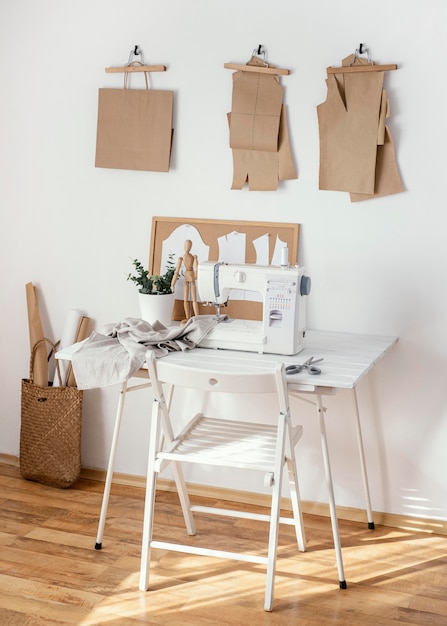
[[66, 316, 91, 387], [25, 282, 47, 387], [52, 309, 86, 387]]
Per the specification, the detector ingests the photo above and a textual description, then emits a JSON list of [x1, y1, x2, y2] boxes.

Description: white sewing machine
[[197, 261, 311, 355]]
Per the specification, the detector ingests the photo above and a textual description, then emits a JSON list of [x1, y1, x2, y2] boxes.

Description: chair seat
[[157, 414, 303, 472]]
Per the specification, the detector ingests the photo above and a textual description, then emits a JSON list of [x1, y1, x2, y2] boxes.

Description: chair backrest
[[146, 351, 289, 412]]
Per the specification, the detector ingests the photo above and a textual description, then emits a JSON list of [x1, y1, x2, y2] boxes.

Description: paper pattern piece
[[253, 234, 270, 265], [161, 224, 209, 270], [349, 127, 403, 202], [217, 231, 247, 301], [217, 231, 246, 263], [317, 54, 403, 202], [228, 56, 297, 191], [230, 66, 283, 151], [161, 224, 210, 302], [95, 87, 173, 172]]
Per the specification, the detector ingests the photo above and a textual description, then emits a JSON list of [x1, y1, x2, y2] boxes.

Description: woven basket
[[20, 338, 83, 488]]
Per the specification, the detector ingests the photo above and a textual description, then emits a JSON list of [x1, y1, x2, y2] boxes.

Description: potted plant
[[127, 255, 177, 326]]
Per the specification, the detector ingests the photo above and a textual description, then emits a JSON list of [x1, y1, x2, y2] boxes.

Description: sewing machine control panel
[[268, 283, 295, 325]]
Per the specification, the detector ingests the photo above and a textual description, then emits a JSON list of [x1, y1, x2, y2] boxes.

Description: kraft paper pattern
[[228, 56, 297, 191], [317, 54, 403, 202]]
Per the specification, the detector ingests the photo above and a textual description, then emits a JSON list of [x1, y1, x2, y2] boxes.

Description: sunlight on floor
[[79, 544, 345, 624]]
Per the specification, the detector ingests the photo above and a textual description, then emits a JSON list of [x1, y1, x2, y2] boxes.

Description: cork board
[[148, 216, 300, 321]]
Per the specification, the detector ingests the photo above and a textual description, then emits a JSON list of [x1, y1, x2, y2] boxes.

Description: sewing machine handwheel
[[300, 275, 311, 296]]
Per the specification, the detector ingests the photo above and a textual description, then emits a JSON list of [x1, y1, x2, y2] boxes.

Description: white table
[[57, 329, 397, 587]]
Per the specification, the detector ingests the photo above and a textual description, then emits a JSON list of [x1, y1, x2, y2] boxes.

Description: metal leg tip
[[94, 542, 102, 550], [339, 580, 347, 589], [368, 521, 375, 530]]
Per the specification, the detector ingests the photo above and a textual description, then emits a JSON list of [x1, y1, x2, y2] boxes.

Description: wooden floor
[[1, 462, 447, 625]]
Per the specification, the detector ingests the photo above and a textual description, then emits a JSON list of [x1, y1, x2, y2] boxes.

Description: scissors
[[285, 356, 324, 376]]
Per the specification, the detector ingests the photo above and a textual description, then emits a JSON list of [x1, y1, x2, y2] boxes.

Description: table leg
[[351, 388, 375, 529], [95, 380, 128, 550], [94, 376, 195, 550], [316, 394, 347, 588]]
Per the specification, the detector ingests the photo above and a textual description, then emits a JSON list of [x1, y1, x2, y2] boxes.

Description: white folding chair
[[139, 351, 306, 612]]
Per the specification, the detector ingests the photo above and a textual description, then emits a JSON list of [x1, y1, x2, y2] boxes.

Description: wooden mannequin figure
[[171, 239, 200, 323]]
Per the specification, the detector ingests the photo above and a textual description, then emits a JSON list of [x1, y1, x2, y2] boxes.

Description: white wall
[[1, 0, 446, 521]]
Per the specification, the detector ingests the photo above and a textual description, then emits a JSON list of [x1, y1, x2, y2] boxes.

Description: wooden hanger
[[327, 45, 397, 74], [105, 46, 167, 73], [105, 64, 166, 74], [224, 62, 290, 76], [225, 46, 290, 75], [326, 63, 397, 75]]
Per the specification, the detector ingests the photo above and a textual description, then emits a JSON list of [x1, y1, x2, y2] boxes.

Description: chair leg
[[139, 456, 158, 591], [140, 399, 163, 591], [171, 463, 196, 536], [286, 457, 306, 552], [159, 397, 196, 537], [140, 398, 197, 591]]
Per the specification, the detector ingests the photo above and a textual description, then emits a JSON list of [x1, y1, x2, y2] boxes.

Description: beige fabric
[[71, 316, 223, 389]]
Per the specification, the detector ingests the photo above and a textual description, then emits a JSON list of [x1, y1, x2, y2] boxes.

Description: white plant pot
[[138, 292, 175, 327]]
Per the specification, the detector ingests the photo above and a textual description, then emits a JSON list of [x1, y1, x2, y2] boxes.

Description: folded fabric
[[71, 316, 221, 390]]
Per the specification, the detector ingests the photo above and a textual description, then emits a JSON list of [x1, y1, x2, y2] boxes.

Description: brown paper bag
[[95, 77, 173, 172]]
